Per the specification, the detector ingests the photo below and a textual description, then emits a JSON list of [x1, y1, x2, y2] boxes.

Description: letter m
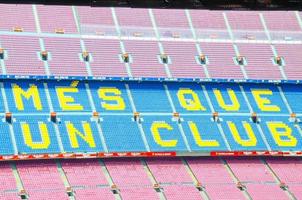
[[12, 84, 42, 111]]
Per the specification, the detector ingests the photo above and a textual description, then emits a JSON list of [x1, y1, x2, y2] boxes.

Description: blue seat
[[89, 81, 132, 113], [166, 82, 211, 114], [58, 115, 104, 153], [181, 116, 228, 151], [5, 80, 49, 113], [243, 83, 288, 114], [13, 115, 60, 154], [100, 115, 147, 152], [220, 116, 268, 151], [281, 84, 302, 113], [259, 116, 302, 151], [0, 79, 301, 155], [0, 122, 15, 155], [129, 82, 173, 113], [141, 116, 188, 152], [47, 80, 92, 112], [204, 82, 250, 113]]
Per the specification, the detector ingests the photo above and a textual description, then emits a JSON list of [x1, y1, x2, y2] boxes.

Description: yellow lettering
[[177, 88, 206, 111], [188, 121, 219, 147], [267, 122, 297, 147], [252, 89, 280, 112], [12, 84, 42, 111], [213, 89, 240, 111], [21, 122, 50, 149], [227, 121, 257, 146], [56, 81, 83, 111], [66, 122, 96, 148], [151, 122, 177, 147], [98, 88, 125, 110]]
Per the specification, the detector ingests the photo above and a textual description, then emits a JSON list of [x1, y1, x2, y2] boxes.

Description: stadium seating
[[0, 4, 301, 80], [0, 4, 36, 32], [0, 79, 300, 155], [128, 82, 172, 112], [123, 40, 167, 77], [145, 158, 203, 199], [266, 158, 302, 199], [274, 44, 302, 80], [43, 37, 88, 76], [78, 7, 114, 27], [186, 157, 245, 199], [16, 161, 68, 200], [236, 43, 283, 80], [77, 7, 116, 35], [101, 115, 147, 152], [84, 39, 128, 77], [37, 5, 78, 34], [226, 11, 264, 30], [263, 11, 301, 31], [0, 163, 19, 200], [189, 10, 229, 39], [0, 157, 298, 199], [61, 159, 115, 200], [0, 3, 302, 200], [226, 158, 291, 200], [162, 41, 207, 78], [104, 158, 159, 200], [153, 9, 192, 39], [0, 35, 46, 75], [200, 42, 244, 79], [116, 8, 155, 37]]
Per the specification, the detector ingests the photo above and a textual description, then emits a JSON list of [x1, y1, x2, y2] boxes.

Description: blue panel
[[220, 116, 267, 151], [89, 81, 132, 113], [204, 83, 249, 113], [48, 80, 92, 112], [281, 84, 302, 113], [13, 116, 60, 154], [260, 116, 302, 151], [243, 84, 287, 114], [100, 116, 146, 152], [128, 82, 173, 113], [166, 82, 211, 113], [58, 115, 104, 153], [1, 80, 302, 155], [181, 116, 228, 151], [0, 123, 14, 155], [5, 80, 49, 113], [141, 116, 187, 152]]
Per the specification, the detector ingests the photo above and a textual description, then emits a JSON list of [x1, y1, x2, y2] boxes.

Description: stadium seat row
[[0, 5, 301, 34], [3, 157, 302, 200], [0, 36, 302, 80]]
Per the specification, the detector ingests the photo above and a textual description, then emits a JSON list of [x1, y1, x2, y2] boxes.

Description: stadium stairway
[[261, 158, 297, 199], [0, 163, 20, 200], [55, 161, 76, 200], [224, 157, 294, 200]]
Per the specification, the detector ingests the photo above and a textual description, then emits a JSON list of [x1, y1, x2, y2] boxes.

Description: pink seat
[[186, 158, 244, 200], [16, 161, 68, 200], [0, 4, 36, 32]]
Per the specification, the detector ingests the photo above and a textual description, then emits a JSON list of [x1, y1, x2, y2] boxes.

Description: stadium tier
[[1, 157, 301, 199], [0, 79, 299, 156], [0, 5, 301, 80], [0, 3, 302, 200]]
